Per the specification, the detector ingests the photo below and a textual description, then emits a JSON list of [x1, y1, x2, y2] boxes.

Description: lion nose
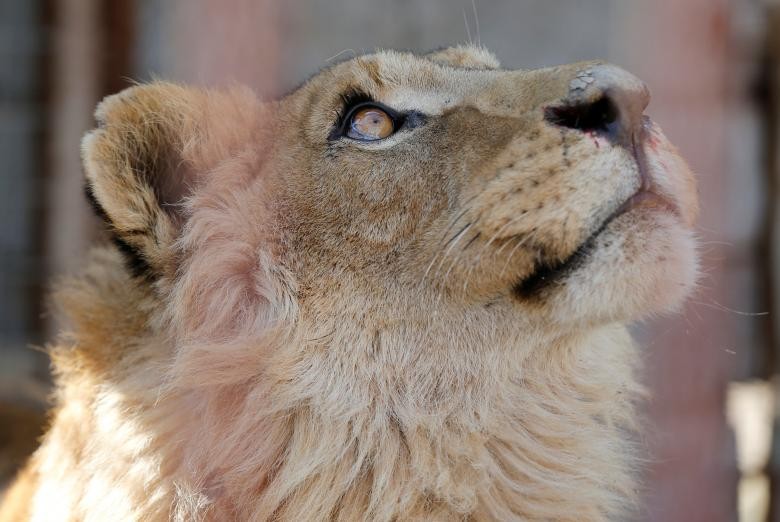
[[544, 64, 650, 144]]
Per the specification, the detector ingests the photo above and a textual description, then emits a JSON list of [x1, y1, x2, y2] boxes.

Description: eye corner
[[401, 111, 427, 130]]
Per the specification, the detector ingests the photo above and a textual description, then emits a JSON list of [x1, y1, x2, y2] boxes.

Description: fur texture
[[0, 45, 698, 521]]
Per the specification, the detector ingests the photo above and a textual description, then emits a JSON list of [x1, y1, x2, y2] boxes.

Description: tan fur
[[0, 46, 698, 521]]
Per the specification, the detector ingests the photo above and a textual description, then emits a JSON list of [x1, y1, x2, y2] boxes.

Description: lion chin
[[0, 44, 697, 522]]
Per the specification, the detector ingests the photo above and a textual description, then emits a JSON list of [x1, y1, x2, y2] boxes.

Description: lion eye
[[347, 106, 395, 141]]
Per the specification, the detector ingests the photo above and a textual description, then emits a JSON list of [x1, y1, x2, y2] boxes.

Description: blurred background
[[0, 0, 776, 520]]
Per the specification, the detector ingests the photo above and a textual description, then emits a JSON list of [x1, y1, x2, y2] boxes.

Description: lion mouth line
[[512, 206, 619, 298], [512, 186, 674, 299]]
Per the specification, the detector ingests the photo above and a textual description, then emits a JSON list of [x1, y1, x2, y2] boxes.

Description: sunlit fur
[[0, 45, 698, 521]]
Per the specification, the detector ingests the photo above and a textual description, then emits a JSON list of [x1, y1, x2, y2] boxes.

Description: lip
[[613, 187, 678, 220], [627, 118, 680, 218]]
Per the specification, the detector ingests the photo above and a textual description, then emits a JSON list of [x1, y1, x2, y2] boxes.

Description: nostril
[[544, 96, 619, 135]]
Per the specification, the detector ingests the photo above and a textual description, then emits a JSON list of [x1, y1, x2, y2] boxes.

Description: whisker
[[473, 216, 525, 266], [690, 299, 769, 317], [462, 226, 541, 293], [441, 231, 483, 289], [422, 222, 474, 287], [437, 193, 481, 245], [500, 235, 532, 277], [421, 250, 445, 287], [697, 240, 734, 247], [444, 232, 483, 293], [442, 246, 466, 284], [444, 222, 472, 248], [463, 9, 472, 44], [494, 231, 523, 257], [421, 198, 479, 287], [326, 49, 356, 63], [471, 0, 481, 46], [431, 222, 474, 284], [462, 232, 481, 251]]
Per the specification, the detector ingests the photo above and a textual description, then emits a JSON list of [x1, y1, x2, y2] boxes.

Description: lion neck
[[166, 290, 643, 520], [52, 250, 643, 520]]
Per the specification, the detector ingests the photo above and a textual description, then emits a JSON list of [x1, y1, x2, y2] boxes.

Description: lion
[[0, 45, 698, 521]]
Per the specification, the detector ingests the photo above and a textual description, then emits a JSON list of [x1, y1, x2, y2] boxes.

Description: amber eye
[[347, 106, 395, 141]]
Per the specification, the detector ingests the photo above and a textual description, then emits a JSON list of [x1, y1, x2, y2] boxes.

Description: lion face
[[83, 45, 697, 343], [268, 46, 698, 328]]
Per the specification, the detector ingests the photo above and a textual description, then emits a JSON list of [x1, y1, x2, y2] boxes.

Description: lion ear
[[82, 82, 260, 279]]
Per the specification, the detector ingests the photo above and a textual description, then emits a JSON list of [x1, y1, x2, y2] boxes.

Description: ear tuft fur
[[81, 82, 262, 280]]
